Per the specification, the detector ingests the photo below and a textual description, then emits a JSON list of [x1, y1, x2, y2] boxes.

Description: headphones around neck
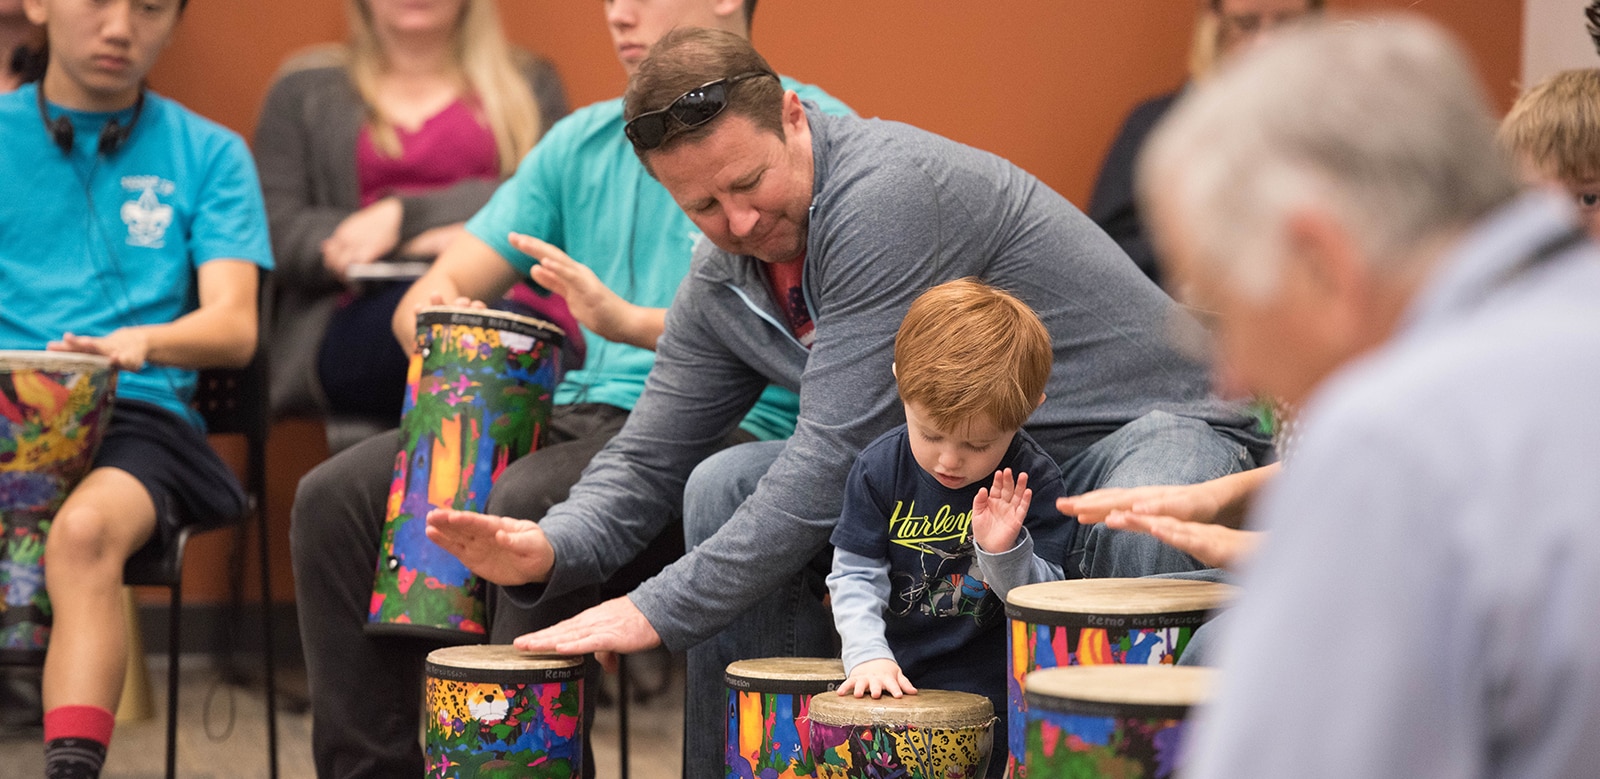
[[36, 84, 146, 157]]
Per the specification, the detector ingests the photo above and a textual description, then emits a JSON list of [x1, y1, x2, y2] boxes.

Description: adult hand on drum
[[972, 468, 1032, 553], [1102, 511, 1261, 570], [321, 197, 403, 282], [424, 508, 554, 585], [838, 658, 918, 699], [49, 330, 150, 370], [510, 232, 666, 350], [1057, 464, 1278, 531], [512, 595, 663, 656], [1056, 482, 1228, 528]]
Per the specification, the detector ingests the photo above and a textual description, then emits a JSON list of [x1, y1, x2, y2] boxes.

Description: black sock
[[44, 737, 106, 779]]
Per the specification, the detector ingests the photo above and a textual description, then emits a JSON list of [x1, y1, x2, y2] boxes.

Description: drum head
[[425, 645, 584, 685], [725, 657, 846, 692], [1024, 666, 1212, 719], [1005, 578, 1235, 626], [807, 688, 993, 729], [416, 305, 566, 341], [0, 350, 112, 373]]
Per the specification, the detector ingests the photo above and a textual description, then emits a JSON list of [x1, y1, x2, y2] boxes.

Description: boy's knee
[[45, 504, 116, 568], [1103, 411, 1252, 490]]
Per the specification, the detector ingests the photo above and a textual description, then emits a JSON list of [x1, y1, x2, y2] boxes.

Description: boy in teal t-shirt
[[0, 0, 272, 774]]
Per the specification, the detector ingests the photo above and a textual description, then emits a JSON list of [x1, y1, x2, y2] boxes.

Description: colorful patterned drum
[[1022, 665, 1212, 778], [0, 351, 116, 663], [367, 307, 564, 642], [725, 657, 845, 778], [809, 688, 996, 779], [425, 645, 585, 779], [1004, 579, 1233, 777]]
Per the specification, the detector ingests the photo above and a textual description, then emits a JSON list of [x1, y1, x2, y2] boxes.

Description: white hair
[[1139, 14, 1518, 300]]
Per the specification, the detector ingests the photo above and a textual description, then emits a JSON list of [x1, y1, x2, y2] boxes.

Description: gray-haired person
[[1138, 15, 1600, 777]]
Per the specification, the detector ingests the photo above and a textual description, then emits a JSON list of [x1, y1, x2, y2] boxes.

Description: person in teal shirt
[[288, 1, 849, 775], [0, 0, 271, 774]]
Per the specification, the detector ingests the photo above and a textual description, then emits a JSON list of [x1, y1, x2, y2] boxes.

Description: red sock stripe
[[43, 705, 115, 745]]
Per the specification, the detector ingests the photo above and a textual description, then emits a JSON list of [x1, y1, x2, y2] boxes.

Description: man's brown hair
[[1500, 69, 1600, 183], [623, 27, 785, 159], [894, 279, 1052, 433]]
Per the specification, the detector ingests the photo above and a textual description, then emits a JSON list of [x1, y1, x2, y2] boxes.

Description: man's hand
[[49, 330, 151, 371], [971, 469, 1031, 554], [322, 197, 403, 281], [512, 232, 650, 345], [1056, 482, 1225, 527], [837, 658, 917, 699], [513, 596, 662, 656], [424, 509, 554, 586], [1104, 511, 1260, 569]]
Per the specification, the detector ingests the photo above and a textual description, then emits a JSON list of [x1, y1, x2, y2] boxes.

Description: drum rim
[[724, 657, 846, 692], [0, 350, 113, 370], [1023, 666, 1211, 718], [416, 305, 567, 339], [425, 645, 585, 683], [1023, 690, 1194, 721], [805, 689, 994, 728], [1005, 579, 1235, 619], [1004, 604, 1213, 629]]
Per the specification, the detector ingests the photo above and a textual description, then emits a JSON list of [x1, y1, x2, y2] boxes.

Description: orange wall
[[153, 0, 1521, 208], [144, 1, 1521, 603]]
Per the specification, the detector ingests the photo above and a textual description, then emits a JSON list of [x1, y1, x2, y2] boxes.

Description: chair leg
[[256, 501, 278, 779], [166, 584, 181, 779], [617, 654, 630, 779]]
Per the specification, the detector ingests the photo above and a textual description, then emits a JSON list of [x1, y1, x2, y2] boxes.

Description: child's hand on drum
[[425, 508, 554, 585], [839, 658, 918, 699], [972, 469, 1032, 554], [49, 330, 149, 371]]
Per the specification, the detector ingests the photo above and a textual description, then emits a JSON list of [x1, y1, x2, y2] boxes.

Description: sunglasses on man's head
[[624, 71, 779, 151]]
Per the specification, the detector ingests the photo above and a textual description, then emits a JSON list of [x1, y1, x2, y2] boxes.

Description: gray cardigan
[[252, 52, 567, 417]]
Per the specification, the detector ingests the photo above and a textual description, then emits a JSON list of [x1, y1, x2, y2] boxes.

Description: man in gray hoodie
[[428, 27, 1268, 774]]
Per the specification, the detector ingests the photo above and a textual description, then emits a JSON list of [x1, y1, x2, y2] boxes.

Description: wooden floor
[[0, 652, 684, 778]]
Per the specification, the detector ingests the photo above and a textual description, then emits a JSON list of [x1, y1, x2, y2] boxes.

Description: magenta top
[[356, 98, 498, 207]]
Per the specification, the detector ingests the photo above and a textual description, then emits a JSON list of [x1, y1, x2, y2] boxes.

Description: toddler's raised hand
[[972, 469, 1032, 553]]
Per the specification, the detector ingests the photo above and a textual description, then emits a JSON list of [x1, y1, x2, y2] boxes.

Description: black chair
[[122, 357, 278, 779]]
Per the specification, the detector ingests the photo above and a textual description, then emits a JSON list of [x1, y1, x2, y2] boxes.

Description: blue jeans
[[676, 411, 1256, 776], [681, 441, 837, 779], [1151, 567, 1233, 667]]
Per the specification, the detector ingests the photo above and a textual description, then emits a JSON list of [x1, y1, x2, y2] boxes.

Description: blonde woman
[[254, 0, 568, 429]]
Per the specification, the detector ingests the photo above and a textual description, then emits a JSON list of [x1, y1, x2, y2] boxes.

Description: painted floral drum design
[[725, 657, 846, 778], [1004, 579, 1233, 778], [808, 688, 995, 779], [1022, 665, 1212, 778], [368, 307, 564, 642], [0, 351, 116, 663], [425, 645, 585, 779]]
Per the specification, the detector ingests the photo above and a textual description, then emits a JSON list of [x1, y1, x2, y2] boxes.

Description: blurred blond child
[[1500, 68, 1600, 238]]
